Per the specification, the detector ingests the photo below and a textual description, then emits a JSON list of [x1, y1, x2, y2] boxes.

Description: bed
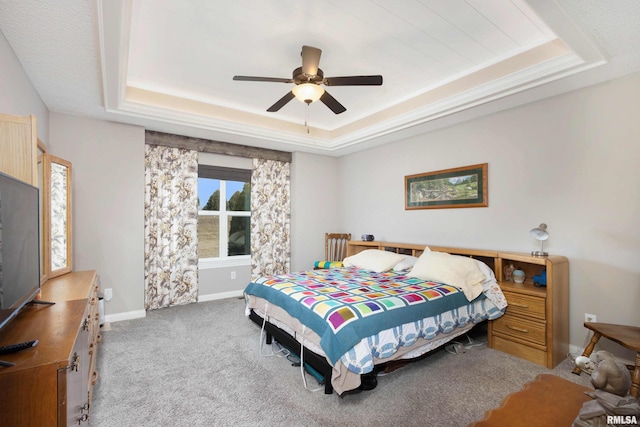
[[244, 242, 508, 395]]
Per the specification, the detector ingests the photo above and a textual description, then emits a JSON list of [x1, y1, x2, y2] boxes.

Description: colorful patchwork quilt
[[244, 267, 484, 365]]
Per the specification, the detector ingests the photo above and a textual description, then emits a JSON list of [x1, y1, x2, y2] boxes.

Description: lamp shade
[[530, 223, 549, 241], [530, 223, 549, 256], [292, 83, 325, 104]]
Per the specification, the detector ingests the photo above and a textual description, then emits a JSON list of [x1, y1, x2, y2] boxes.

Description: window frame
[[197, 165, 251, 269]]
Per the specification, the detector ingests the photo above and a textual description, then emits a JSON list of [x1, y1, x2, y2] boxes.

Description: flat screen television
[[0, 171, 40, 332]]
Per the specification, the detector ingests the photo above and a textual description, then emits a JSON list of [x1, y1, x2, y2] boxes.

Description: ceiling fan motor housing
[[293, 67, 324, 84]]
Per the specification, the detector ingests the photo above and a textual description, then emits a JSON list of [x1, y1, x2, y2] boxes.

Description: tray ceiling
[[1, 1, 639, 155]]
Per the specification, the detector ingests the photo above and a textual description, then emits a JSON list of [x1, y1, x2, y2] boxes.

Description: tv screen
[[0, 171, 40, 331]]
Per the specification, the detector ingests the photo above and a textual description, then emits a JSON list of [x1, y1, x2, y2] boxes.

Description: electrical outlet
[[104, 288, 113, 301], [584, 313, 596, 323], [231, 271, 236, 280]]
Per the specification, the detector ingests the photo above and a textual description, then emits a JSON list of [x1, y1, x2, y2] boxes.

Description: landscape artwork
[[405, 163, 488, 210]]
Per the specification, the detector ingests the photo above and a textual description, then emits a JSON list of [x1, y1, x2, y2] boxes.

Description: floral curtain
[[250, 158, 290, 280], [144, 144, 199, 310]]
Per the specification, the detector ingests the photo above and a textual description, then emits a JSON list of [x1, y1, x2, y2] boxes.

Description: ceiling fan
[[233, 45, 383, 115]]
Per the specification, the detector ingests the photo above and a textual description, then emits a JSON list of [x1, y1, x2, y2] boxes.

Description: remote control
[[0, 340, 38, 355]]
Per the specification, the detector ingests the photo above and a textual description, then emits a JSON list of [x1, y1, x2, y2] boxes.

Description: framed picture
[[405, 163, 488, 210]]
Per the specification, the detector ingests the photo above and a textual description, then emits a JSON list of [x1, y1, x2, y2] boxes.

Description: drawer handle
[[510, 302, 529, 308], [507, 324, 529, 333]]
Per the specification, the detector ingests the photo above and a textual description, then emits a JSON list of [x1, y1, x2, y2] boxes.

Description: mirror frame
[[37, 142, 49, 284]]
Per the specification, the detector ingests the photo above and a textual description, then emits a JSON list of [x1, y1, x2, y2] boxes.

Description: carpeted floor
[[88, 297, 591, 427]]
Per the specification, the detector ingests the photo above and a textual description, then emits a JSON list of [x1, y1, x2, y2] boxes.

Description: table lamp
[[530, 223, 549, 257]]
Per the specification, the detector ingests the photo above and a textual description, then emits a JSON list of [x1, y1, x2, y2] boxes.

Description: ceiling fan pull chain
[[305, 103, 310, 134]]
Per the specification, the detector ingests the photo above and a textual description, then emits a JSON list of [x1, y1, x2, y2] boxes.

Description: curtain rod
[[145, 130, 292, 163]]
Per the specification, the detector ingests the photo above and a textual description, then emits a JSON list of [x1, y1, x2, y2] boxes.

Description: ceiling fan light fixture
[[292, 83, 324, 104]]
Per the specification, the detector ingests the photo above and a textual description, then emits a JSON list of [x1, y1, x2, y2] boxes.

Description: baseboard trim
[[105, 309, 146, 323], [104, 291, 244, 324], [198, 290, 244, 302], [569, 344, 582, 358]]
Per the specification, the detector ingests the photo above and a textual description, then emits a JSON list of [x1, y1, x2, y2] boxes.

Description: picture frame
[[405, 163, 488, 210]]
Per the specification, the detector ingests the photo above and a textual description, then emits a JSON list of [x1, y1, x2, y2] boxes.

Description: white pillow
[[408, 251, 485, 301], [392, 255, 419, 272], [342, 249, 404, 273]]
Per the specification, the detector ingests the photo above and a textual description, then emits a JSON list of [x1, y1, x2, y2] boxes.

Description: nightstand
[[489, 253, 569, 368]]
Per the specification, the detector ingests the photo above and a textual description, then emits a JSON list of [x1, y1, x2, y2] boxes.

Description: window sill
[[198, 256, 250, 270]]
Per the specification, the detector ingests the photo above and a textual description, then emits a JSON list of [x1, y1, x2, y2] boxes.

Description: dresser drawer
[[503, 291, 545, 320], [492, 314, 546, 346]]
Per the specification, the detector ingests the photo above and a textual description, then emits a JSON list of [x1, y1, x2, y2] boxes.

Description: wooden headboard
[[346, 241, 498, 273]]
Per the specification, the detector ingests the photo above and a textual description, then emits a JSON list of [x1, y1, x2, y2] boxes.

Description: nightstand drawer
[[503, 291, 545, 320], [492, 336, 546, 366], [492, 314, 546, 346]]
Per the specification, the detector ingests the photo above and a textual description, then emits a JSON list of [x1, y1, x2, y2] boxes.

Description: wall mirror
[[39, 149, 73, 279]]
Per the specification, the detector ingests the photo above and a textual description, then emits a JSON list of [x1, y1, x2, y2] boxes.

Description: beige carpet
[[89, 297, 591, 427]]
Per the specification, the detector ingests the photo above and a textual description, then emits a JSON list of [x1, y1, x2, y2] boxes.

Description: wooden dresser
[[0, 270, 101, 426], [345, 241, 570, 368]]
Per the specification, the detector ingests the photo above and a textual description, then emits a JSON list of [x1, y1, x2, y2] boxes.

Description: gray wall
[[290, 151, 341, 271], [339, 72, 640, 358], [49, 113, 146, 321], [0, 29, 49, 144]]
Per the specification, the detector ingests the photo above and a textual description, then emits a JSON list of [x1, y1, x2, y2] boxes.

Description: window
[[198, 165, 251, 263]]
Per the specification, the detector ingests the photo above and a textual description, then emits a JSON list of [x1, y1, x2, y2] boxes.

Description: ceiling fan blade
[[301, 45, 322, 76], [320, 91, 346, 114], [233, 75, 293, 83], [324, 75, 383, 86], [267, 91, 295, 112]]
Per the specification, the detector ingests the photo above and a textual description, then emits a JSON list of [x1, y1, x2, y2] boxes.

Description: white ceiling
[[0, 1, 639, 156]]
